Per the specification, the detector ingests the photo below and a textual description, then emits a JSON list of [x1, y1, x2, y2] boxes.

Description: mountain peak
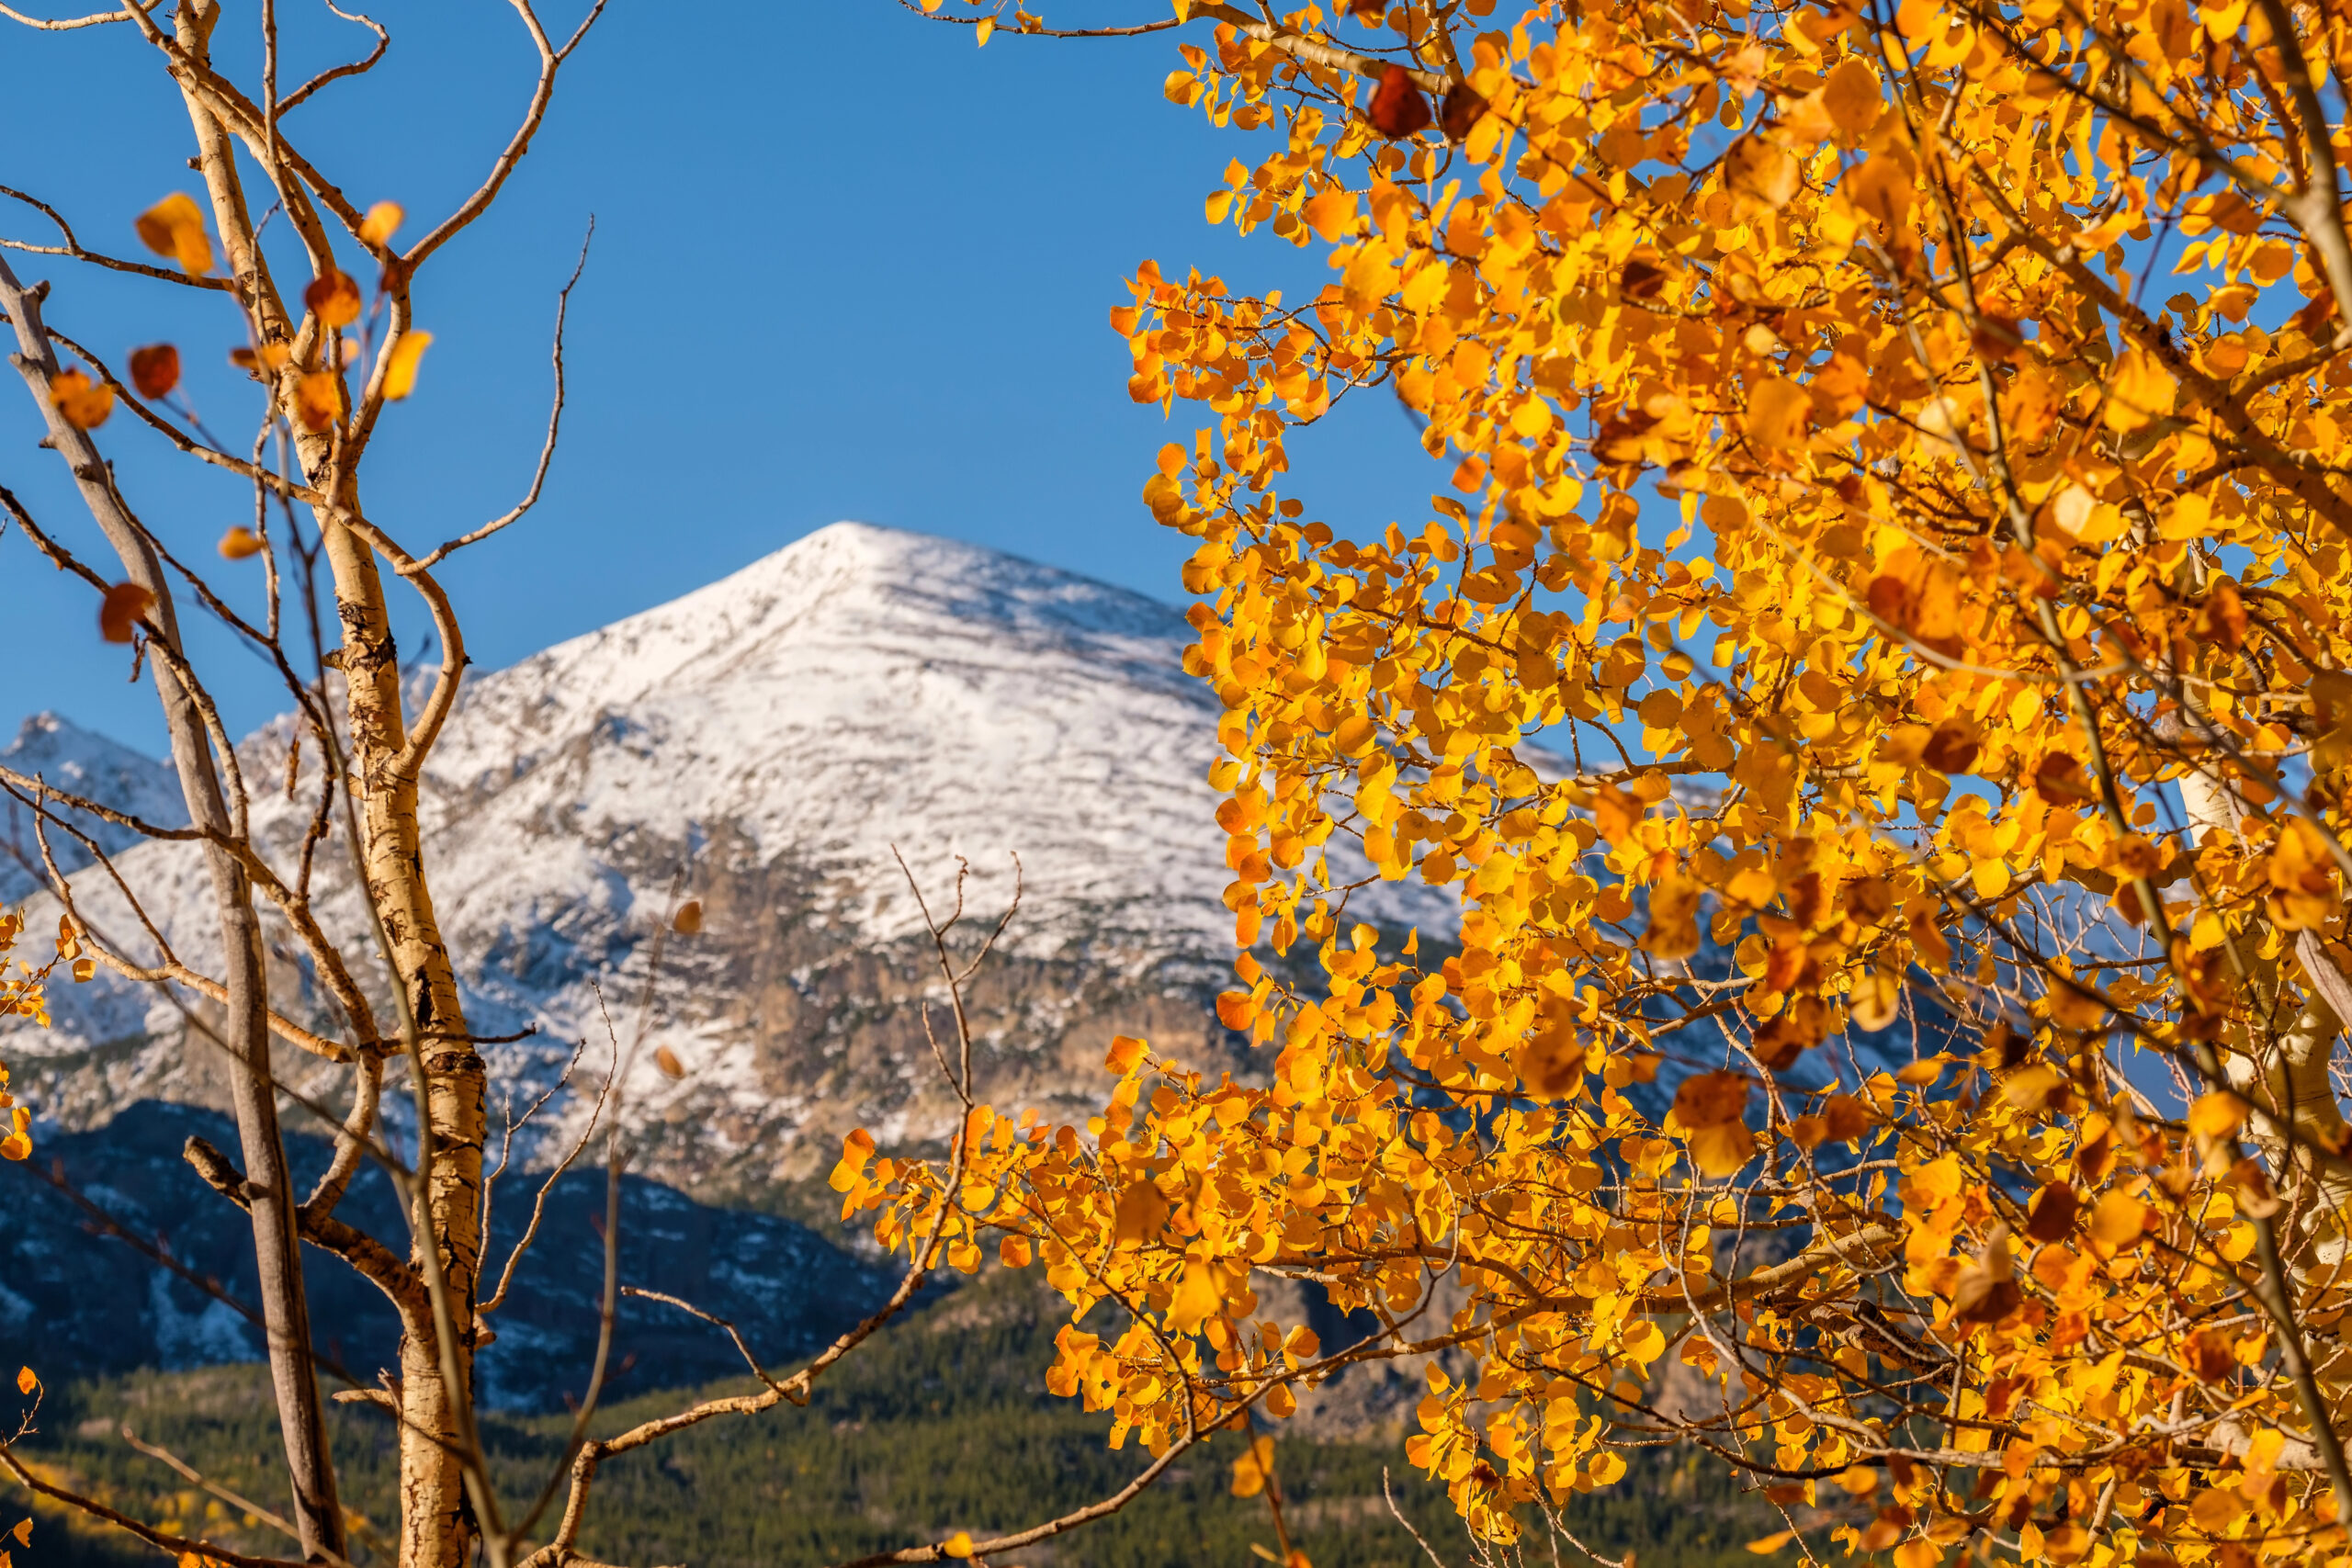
[[1, 714, 187, 904]]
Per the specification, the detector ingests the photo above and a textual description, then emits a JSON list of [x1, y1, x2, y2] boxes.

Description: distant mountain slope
[[2, 524, 1449, 1193], [0, 1101, 891, 1411]]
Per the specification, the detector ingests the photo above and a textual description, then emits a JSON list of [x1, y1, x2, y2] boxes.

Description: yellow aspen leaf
[[359, 201, 404, 247], [1105, 1034, 1148, 1075], [13, 1369, 33, 1396], [1745, 376, 1811, 451], [1893, 1539, 1943, 1568], [1746, 1532, 1795, 1554], [1640, 873, 1703, 958], [827, 1128, 875, 1193], [2188, 1091, 2247, 1141], [382, 330, 434, 400], [1822, 58, 1883, 135], [2104, 348, 2177, 432], [50, 368, 113, 431], [1688, 1119, 1757, 1176], [134, 192, 213, 276], [943, 1532, 975, 1560], [2089, 1190, 2150, 1248], [1302, 188, 1356, 242], [219, 527, 265, 561], [1847, 153, 1915, 225], [1232, 1435, 1277, 1497]]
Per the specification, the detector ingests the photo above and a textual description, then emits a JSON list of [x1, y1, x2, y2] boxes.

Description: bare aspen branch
[[414, 218, 594, 570]]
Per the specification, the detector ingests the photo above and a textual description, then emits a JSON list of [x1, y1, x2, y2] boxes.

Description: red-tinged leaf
[[1366, 65, 1431, 139], [130, 344, 180, 399], [1441, 81, 1487, 141]]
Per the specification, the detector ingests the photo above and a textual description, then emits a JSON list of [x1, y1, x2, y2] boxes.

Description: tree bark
[[0, 255, 345, 1562], [154, 10, 486, 1561]]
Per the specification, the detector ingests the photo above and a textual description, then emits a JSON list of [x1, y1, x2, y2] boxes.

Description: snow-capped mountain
[[3, 523, 1448, 1195], [0, 713, 190, 904]]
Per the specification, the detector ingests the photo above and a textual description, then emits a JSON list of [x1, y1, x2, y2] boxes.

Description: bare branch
[[414, 217, 594, 570], [277, 0, 389, 114], [0, 184, 234, 288]]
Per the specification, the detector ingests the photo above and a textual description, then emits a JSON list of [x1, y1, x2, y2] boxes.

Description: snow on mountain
[[3, 524, 1451, 1191], [0, 713, 190, 905]]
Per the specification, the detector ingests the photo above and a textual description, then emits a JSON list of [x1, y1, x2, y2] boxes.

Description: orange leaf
[[943, 1532, 974, 1560], [218, 527, 266, 561], [99, 581, 154, 645], [13, 1369, 34, 1396], [652, 1045, 685, 1080], [50, 367, 114, 431], [1724, 136, 1800, 209], [293, 370, 342, 432], [1674, 1070, 1750, 1130], [134, 192, 213, 276], [672, 899, 704, 934], [1745, 376, 1811, 451], [304, 270, 364, 330]]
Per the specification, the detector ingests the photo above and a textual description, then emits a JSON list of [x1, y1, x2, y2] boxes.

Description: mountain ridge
[[2, 523, 1449, 1192]]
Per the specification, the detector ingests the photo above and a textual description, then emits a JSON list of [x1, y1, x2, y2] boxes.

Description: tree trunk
[[0, 256, 345, 1562], [319, 515, 488, 1568]]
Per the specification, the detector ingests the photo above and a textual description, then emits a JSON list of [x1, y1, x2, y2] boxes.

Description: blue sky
[[0, 0, 1447, 753]]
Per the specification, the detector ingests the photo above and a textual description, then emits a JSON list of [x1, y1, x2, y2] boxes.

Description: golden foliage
[[854, 0, 2352, 1558]]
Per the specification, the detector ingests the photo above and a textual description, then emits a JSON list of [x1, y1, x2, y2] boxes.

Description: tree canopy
[[843, 0, 2352, 1562]]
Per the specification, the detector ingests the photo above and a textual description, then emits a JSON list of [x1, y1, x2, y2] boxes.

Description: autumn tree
[[843, 0, 2352, 1563], [0, 6, 1218, 1568]]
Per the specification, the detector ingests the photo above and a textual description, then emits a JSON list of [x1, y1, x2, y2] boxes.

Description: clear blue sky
[[0, 1, 1447, 754]]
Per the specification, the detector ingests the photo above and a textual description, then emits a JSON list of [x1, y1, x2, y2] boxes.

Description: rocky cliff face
[[2, 523, 1447, 1198]]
